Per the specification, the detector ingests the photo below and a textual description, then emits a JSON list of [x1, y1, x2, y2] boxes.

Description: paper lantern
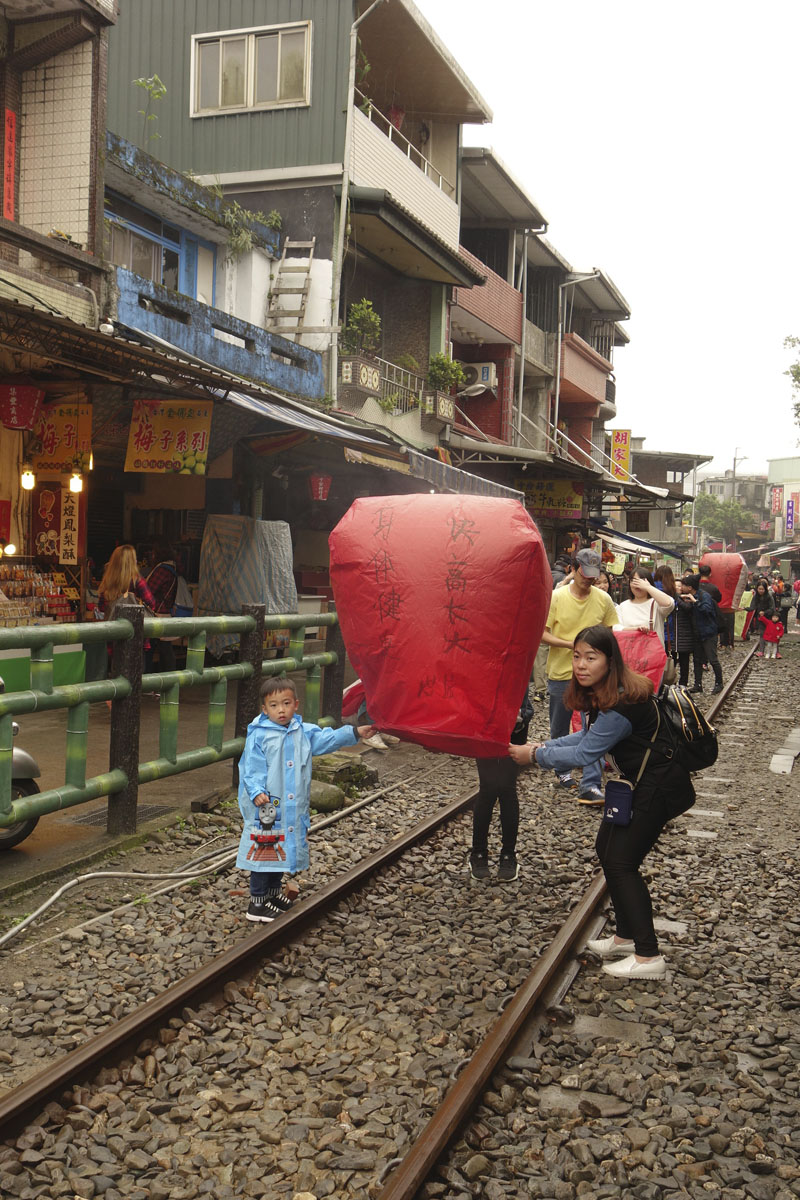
[[309, 473, 332, 501], [329, 494, 551, 757], [699, 552, 747, 612], [0, 378, 44, 430]]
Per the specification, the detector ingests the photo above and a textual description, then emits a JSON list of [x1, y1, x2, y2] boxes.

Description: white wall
[[18, 42, 93, 246], [351, 108, 460, 250]]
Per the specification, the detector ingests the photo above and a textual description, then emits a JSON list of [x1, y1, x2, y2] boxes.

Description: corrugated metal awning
[[588, 520, 686, 562], [408, 450, 524, 501]]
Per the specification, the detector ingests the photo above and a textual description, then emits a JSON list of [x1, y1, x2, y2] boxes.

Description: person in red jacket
[[757, 611, 784, 660]]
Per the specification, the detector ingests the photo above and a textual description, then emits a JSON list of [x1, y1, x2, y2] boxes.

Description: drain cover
[[65, 804, 175, 827]]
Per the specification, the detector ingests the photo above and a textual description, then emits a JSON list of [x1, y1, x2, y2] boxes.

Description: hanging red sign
[[3, 109, 15, 221], [308, 473, 332, 501], [0, 378, 45, 430], [0, 498, 10, 543]]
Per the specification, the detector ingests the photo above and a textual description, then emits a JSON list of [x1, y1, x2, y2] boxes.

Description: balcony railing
[[354, 89, 456, 198], [375, 355, 426, 413], [512, 408, 652, 487]]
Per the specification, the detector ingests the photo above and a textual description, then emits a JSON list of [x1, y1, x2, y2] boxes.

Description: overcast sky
[[417, 0, 799, 479]]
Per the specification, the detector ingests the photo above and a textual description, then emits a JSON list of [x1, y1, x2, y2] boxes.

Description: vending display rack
[[0, 558, 83, 629]]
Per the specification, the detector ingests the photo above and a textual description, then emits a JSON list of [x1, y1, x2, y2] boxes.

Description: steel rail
[[378, 872, 606, 1199], [379, 645, 758, 1199], [0, 784, 477, 1140], [705, 641, 757, 722], [0, 650, 758, 1147]]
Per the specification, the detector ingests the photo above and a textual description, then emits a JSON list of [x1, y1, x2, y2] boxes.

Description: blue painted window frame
[[105, 191, 217, 305]]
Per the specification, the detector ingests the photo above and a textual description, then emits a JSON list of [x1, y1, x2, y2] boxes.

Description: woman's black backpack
[[646, 685, 719, 773]]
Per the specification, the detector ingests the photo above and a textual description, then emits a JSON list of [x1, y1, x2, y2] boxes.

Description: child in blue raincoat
[[237, 676, 375, 922]]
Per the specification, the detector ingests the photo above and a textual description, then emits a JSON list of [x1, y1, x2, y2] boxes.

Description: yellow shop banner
[[124, 399, 212, 474], [32, 401, 92, 478]]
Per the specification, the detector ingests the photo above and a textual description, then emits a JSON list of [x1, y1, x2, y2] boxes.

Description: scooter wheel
[[0, 780, 40, 850]]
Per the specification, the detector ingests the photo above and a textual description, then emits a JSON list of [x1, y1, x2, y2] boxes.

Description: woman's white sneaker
[[602, 954, 666, 979], [586, 935, 636, 958]]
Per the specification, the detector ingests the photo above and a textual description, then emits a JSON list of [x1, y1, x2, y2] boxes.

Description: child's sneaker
[[497, 852, 519, 881], [469, 850, 490, 880], [267, 893, 294, 913], [246, 895, 278, 923]]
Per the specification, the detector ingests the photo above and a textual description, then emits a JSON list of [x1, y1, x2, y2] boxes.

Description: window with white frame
[[192, 23, 311, 115]]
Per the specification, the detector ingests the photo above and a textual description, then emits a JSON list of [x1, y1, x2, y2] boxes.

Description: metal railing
[[0, 604, 346, 838], [375, 355, 426, 414], [513, 407, 650, 487], [353, 89, 456, 198]]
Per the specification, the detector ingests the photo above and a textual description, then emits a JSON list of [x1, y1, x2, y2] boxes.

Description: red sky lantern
[[330, 495, 551, 757]]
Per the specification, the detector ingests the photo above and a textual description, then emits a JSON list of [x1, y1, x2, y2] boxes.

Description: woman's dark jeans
[[472, 758, 519, 855], [595, 792, 670, 957]]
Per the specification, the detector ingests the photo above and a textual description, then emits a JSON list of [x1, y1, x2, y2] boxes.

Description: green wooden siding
[[106, 0, 351, 177]]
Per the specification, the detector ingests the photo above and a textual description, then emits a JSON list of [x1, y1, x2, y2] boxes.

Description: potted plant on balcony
[[339, 298, 382, 400], [422, 353, 464, 425]]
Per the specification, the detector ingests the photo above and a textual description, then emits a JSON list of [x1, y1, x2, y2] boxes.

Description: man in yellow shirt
[[541, 548, 618, 802]]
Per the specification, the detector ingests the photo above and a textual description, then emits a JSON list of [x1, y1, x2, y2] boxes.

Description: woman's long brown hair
[[99, 544, 140, 611], [563, 624, 653, 713], [654, 564, 677, 598]]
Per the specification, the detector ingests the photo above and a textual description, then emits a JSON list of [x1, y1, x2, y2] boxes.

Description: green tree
[[784, 335, 800, 427], [694, 492, 757, 547], [133, 74, 167, 145]]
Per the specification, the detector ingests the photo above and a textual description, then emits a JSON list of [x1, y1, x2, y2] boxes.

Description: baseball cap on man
[[574, 548, 601, 578]]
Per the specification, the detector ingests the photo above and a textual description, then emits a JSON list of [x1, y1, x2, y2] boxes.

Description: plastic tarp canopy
[[198, 516, 297, 657]]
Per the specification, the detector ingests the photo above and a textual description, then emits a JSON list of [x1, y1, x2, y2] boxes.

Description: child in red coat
[[758, 612, 784, 660]]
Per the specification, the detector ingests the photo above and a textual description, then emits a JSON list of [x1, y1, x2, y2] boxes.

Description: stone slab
[[769, 752, 796, 774], [687, 807, 724, 818], [653, 917, 688, 934], [686, 829, 718, 839], [534, 1085, 632, 1118], [571, 1014, 651, 1044]]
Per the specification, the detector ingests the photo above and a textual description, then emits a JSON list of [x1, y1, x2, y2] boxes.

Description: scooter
[[0, 676, 41, 850]]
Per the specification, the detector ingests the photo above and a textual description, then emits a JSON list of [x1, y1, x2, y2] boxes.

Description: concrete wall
[[115, 268, 325, 400]]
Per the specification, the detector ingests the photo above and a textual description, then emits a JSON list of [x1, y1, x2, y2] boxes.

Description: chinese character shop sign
[[515, 478, 584, 520], [59, 489, 79, 564], [124, 399, 213, 474], [32, 402, 92, 478], [787, 499, 795, 534], [3, 109, 15, 221], [610, 429, 632, 481], [771, 485, 784, 516]]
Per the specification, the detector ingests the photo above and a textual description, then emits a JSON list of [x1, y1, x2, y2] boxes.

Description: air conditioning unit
[[457, 361, 498, 390]]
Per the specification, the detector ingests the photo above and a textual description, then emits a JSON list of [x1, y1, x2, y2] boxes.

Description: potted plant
[[339, 299, 382, 400], [422, 353, 464, 424]]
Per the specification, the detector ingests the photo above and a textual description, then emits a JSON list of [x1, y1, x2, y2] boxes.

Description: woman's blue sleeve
[[535, 710, 633, 772]]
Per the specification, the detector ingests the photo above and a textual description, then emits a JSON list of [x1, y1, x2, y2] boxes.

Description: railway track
[[0, 642, 783, 1200]]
